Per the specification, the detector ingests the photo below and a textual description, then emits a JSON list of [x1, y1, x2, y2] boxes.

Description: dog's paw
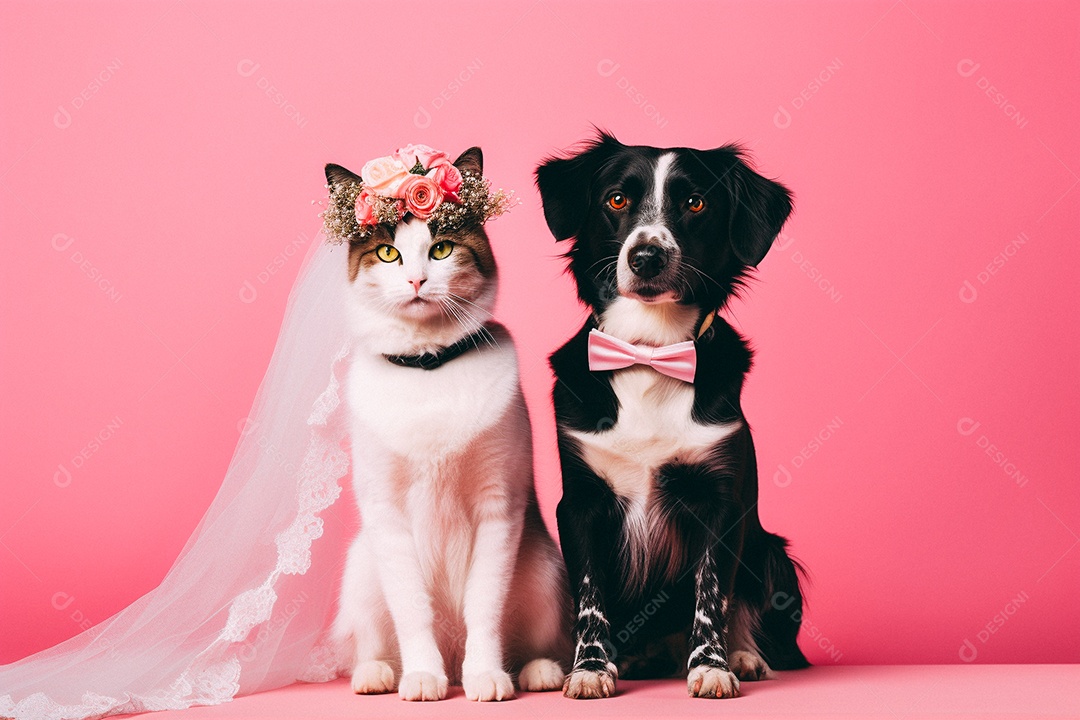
[[563, 664, 616, 699], [687, 665, 741, 699], [398, 671, 448, 701], [350, 660, 396, 694], [463, 669, 515, 701], [729, 649, 775, 681], [517, 658, 565, 691]]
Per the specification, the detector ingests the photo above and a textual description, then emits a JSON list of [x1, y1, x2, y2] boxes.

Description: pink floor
[[137, 665, 1078, 719]]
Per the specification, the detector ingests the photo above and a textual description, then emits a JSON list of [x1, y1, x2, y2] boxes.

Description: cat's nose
[[408, 278, 425, 294]]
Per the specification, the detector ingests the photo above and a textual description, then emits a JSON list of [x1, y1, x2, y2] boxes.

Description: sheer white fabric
[[1, 234, 356, 720]]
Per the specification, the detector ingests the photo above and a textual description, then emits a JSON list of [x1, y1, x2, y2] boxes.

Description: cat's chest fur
[[346, 342, 519, 458]]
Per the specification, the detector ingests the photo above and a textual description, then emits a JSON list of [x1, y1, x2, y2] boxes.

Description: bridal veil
[[2, 233, 355, 720]]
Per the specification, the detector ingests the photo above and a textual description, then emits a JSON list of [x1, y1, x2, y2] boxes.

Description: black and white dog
[[536, 133, 808, 699]]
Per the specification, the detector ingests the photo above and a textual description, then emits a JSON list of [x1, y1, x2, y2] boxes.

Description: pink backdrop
[[2, 0, 1077, 668]]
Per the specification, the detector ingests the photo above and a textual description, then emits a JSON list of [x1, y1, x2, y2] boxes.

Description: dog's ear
[[453, 146, 483, 176], [535, 133, 622, 241], [325, 163, 362, 189], [706, 148, 793, 267]]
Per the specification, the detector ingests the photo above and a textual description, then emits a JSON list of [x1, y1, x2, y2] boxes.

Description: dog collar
[[588, 307, 719, 342], [383, 326, 490, 370], [696, 310, 717, 339]]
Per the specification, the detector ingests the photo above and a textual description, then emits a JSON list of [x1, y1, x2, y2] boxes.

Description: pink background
[[2, 0, 1077, 669]]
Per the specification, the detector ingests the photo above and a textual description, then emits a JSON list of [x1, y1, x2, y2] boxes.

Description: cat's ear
[[325, 163, 362, 189], [453, 147, 483, 176]]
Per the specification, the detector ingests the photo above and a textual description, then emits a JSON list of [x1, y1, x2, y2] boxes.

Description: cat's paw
[[398, 671, 448, 701], [729, 649, 775, 681], [687, 665, 741, 699], [517, 658, 565, 692], [563, 664, 616, 699], [463, 669, 515, 701], [351, 660, 396, 694]]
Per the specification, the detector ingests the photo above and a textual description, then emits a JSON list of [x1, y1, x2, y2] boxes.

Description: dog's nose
[[628, 244, 668, 279]]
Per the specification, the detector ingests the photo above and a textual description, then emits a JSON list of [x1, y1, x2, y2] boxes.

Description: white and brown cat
[[326, 147, 570, 702]]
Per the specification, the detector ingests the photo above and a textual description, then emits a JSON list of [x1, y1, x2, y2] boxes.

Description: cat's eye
[[429, 241, 455, 261], [686, 195, 705, 213], [608, 192, 629, 211], [375, 244, 400, 263]]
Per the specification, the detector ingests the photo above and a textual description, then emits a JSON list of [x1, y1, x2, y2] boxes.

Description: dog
[[535, 132, 809, 699]]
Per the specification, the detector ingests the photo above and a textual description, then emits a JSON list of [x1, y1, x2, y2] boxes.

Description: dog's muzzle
[[628, 243, 668, 279], [618, 225, 681, 301]]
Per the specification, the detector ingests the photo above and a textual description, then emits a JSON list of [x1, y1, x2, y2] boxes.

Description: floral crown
[[322, 144, 516, 244]]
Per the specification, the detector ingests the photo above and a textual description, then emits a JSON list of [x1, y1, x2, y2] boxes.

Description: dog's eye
[[375, 244, 400, 263], [608, 193, 629, 210], [687, 195, 705, 213]]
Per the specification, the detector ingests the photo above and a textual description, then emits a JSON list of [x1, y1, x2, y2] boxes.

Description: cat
[[326, 147, 571, 702]]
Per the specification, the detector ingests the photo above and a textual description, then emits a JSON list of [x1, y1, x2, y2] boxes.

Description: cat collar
[[383, 326, 493, 370]]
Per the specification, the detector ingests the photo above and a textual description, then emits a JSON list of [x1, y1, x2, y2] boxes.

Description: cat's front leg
[[460, 513, 521, 701], [368, 506, 448, 701]]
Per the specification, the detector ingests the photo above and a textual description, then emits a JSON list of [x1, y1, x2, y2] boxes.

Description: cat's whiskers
[[438, 297, 492, 354], [446, 291, 491, 316], [364, 293, 405, 316], [437, 297, 471, 335], [445, 297, 498, 350], [446, 293, 499, 349]]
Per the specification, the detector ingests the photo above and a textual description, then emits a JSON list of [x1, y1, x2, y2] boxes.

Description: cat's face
[[327, 147, 499, 331], [348, 216, 497, 324]]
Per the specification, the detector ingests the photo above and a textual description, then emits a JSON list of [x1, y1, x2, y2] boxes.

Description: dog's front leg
[[557, 481, 620, 699], [687, 543, 741, 698], [564, 559, 618, 699]]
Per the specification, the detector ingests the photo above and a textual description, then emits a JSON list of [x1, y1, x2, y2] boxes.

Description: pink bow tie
[[587, 328, 697, 383]]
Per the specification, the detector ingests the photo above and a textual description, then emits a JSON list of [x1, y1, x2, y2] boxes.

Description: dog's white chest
[[567, 367, 740, 498]]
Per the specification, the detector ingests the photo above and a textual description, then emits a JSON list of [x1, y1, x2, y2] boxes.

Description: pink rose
[[394, 143, 451, 173], [428, 163, 463, 203], [354, 187, 379, 226], [399, 175, 444, 220], [360, 155, 409, 195]]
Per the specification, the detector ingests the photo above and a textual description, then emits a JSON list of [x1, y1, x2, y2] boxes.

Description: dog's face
[[536, 133, 793, 312]]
